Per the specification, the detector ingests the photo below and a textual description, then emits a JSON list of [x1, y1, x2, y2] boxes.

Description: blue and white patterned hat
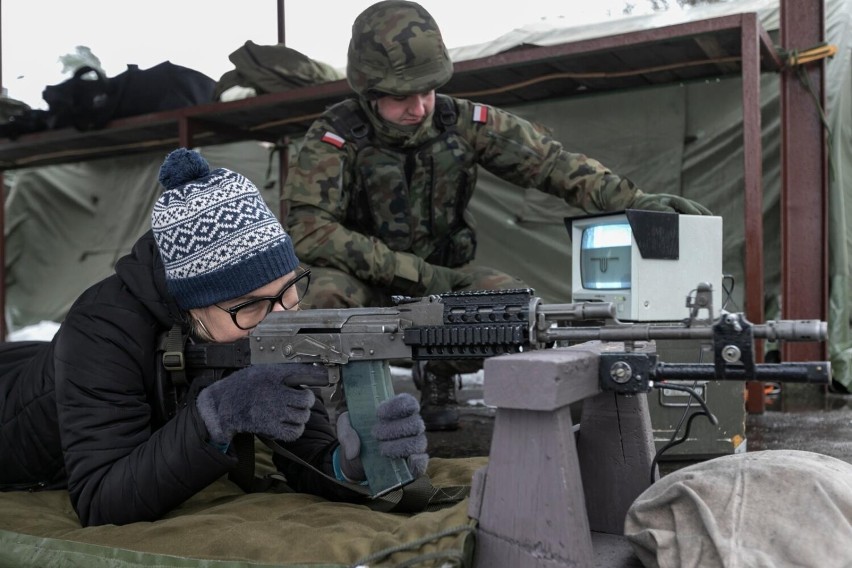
[[152, 148, 299, 310]]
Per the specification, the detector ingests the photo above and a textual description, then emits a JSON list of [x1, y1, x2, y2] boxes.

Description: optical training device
[[566, 209, 743, 458], [566, 209, 723, 322]]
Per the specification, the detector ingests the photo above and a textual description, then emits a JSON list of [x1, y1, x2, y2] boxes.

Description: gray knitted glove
[[336, 393, 429, 482], [336, 411, 366, 481], [196, 363, 324, 447]]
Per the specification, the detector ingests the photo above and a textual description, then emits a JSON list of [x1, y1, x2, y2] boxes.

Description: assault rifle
[[171, 285, 829, 498]]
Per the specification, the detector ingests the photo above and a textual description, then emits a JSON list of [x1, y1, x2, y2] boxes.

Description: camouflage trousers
[[303, 264, 529, 377]]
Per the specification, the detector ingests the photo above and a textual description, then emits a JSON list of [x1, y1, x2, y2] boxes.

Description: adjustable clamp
[[599, 353, 655, 394]]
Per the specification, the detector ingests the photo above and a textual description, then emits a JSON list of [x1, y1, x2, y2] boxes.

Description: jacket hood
[[114, 230, 184, 329]]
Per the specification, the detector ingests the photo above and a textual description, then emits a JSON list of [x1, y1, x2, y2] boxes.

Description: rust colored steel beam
[[779, 0, 829, 365]]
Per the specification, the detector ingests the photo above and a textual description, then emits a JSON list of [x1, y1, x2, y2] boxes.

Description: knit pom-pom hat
[[151, 148, 299, 310]]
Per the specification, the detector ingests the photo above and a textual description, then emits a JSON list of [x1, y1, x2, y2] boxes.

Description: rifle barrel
[[655, 362, 831, 383], [755, 320, 827, 342], [536, 302, 617, 321], [542, 319, 827, 343]]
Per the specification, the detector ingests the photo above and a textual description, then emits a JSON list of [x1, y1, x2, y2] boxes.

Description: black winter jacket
[[0, 231, 355, 526]]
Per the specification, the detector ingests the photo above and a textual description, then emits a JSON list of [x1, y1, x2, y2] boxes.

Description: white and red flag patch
[[472, 104, 488, 123], [321, 131, 346, 149]]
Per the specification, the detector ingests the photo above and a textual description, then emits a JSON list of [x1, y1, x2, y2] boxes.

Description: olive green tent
[[6, 0, 852, 386]]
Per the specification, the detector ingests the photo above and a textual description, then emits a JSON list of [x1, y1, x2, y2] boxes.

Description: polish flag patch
[[472, 104, 488, 123], [321, 131, 346, 149]]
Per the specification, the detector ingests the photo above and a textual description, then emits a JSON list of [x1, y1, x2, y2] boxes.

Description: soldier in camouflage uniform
[[283, 0, 712, 431]]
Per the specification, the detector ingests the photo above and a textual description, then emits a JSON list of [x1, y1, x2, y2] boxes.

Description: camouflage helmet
[[347, 0, 453, 98]]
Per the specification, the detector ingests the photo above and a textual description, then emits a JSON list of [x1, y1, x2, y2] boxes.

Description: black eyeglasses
[[215, 267, 311, 330]]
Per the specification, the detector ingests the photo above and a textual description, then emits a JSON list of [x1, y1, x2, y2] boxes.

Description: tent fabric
[[450, 0, 781, 63], [465, 70, 787, 327], [462, 0, 852, 384], [5, 0, 851, 385], [4, 142, 281, 329], [624, 450, 852, 568], [0, 457, 482, 568]]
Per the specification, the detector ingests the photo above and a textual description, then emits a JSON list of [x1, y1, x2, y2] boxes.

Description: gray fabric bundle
[[625, 450, 852, 568]]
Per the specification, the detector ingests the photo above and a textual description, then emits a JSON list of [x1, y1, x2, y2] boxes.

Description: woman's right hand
[[195, 363, 325, 448]]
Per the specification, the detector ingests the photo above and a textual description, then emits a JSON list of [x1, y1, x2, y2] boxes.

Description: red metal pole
[[779, 0, 829, 364]]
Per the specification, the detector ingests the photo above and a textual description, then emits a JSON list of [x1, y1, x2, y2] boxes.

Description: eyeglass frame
[[214, 267, 311, 330]]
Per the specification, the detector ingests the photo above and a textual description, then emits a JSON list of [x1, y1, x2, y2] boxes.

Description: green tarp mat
[[0, 457, 484, 568]]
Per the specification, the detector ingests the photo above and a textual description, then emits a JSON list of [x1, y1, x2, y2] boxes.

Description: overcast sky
[[2, 0, 684, 109]]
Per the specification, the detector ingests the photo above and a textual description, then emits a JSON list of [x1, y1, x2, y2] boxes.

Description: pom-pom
[[158, 148, 210, 190]]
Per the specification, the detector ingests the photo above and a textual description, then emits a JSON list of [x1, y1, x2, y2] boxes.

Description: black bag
[[110, 61, 216, 119], [42, 65, 115, 131], [41, 62, 216, 132], [0, 108, 51, 140]]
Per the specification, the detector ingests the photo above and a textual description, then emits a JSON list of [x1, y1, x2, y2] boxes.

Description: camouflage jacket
[[284, 95, 641, 289]]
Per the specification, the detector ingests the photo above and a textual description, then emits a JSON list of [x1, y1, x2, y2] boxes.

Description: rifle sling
[[228, 433, 282, 493], [162, 332, 469, 510], [183, 338, 252, 369], [260, 437, 469, 513], [160, 323, 189, 386]]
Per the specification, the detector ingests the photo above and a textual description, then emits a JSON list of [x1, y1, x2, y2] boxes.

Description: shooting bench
[[469, 341, 654, 568]]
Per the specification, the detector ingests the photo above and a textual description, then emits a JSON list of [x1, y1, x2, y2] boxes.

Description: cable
[[445, 55, 743, 100], [656, 382, 718, 425], [448, 43, 835, 101], [650, 345, 711, 482], [648, 381, 719, 485], [721, 274, 739, 312], [649, 408, 715, 485], [658, 383, 695, 474], [258, 60, 694, 130], [777, 43, 837, 185]]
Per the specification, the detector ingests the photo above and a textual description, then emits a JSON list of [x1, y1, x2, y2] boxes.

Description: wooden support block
[[473, 347, 602, 568], [577, 391, 657, 534], [471, 344, 656, 568]]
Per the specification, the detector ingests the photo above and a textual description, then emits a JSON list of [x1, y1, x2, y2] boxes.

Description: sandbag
[[625, 450, 852, 568]]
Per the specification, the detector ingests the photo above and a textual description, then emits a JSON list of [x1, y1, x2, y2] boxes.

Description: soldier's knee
[[306, 287, 352, 309], [303, 267, 373, 309]]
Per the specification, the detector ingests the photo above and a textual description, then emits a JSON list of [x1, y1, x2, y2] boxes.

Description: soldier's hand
[[423, 264, 474, 295], [391, 252, 474, 296], [631, 192, 713, 216]]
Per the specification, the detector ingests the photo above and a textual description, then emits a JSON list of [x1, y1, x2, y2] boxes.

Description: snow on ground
[[7, 321, 60, 341]]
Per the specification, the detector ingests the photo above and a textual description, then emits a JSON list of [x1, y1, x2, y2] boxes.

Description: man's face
[[375, 91, 436, 126]]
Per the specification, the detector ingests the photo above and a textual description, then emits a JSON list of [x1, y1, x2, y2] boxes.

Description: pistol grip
[[340, 360, 415, 497]]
